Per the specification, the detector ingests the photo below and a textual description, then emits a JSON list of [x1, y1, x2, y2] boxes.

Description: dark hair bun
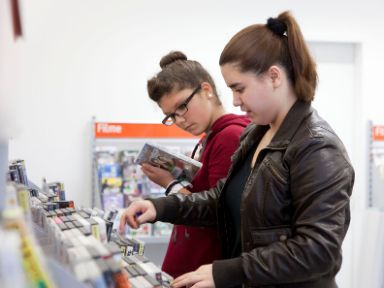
[[266, 17, 287, 36], [159, 51, 188, 69]]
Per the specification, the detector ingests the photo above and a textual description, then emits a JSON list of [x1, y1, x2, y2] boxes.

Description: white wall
[[1, 0, 384, 287]]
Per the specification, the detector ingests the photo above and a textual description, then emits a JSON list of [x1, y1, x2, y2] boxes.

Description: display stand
[[92, 118, 201, 264], [2, 143, 174, 286], [368, 121, 384, 209], [46, 257, 86, 288], [1, 177, 171, 287], [92, 119, 200, 208]]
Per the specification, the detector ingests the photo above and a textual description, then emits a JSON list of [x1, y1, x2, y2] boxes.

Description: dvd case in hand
[[135, 143, 202, 182]]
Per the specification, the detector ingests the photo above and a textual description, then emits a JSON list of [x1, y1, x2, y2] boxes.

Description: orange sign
[[94, 122, 200, 139], [372, 125, 384, 141]]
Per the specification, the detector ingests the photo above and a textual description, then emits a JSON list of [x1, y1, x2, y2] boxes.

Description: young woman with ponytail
[[120, 11, 354, 288]]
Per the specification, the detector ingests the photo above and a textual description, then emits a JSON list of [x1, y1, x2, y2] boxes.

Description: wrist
[[164, 179, 177, 189], [158, 178, 175, 189], [164, 180, 192, 196], [164, 180, 180, 196]]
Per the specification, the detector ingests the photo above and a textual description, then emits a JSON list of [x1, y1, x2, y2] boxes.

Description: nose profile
[[174, 114, 187, 125], [232, 93, 242, 107]]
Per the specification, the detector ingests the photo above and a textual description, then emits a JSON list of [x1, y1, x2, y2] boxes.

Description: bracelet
[[165, 180, 181, 196], [167, 183, 184, 196], [164, 180, 192, 196]]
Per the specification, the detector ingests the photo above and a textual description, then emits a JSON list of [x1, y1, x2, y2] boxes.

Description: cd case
[[135, 143, 202, 182]]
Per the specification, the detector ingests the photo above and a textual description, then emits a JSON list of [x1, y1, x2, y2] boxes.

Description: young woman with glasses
[[141, 51, 250, 279]]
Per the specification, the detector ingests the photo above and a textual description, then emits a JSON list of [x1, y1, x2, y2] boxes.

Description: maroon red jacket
[[161, 114, 251, 278]]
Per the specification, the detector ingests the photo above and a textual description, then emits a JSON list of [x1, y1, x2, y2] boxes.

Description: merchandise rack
[[91, 118, 200, 208], [2, 178, 172, 287], [367, 121, 384, 209], [91, 118, 201, 262]]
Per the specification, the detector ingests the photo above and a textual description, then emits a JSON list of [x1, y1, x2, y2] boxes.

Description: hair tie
[[266, 17, 287, 37]]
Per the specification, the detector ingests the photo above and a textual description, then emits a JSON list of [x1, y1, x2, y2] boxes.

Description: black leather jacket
[[151, 101, 355, 288]]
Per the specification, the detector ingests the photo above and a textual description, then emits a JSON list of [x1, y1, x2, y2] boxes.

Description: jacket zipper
[[264, 159, 286, 183]]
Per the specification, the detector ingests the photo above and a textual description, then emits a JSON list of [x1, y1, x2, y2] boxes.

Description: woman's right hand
[[119, 200, 157, 232], [141, 163, 174, 188]]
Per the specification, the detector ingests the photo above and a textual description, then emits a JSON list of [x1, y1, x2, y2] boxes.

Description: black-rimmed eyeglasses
[[162, 86, 201, 126]]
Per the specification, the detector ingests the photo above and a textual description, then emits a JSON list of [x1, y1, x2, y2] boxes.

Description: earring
[[208, 93, 213, 98]]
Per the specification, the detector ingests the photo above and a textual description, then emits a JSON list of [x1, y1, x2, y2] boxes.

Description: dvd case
[[135, 143, 202, 182]]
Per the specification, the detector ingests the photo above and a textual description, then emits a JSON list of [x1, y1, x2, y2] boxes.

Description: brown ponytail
[[219, 11, 317, 102]]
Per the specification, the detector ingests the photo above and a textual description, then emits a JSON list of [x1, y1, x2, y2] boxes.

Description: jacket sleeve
[[213, 134, 355, 287], [149, 178, 226, 226]]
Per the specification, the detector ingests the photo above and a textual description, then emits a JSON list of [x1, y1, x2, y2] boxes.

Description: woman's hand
[[171, 264, 215, 288], [141, 163, 174, 188], [119, 200, 156, 232]]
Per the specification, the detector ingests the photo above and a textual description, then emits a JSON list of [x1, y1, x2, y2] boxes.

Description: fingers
[[172, 265, 214, 288], [141, 163, 174, 188], [118, 201, 157, 234], [173, 277, 212, 288], [119, 202, 142, 232], [141, 164, 161, 180], [172, 276, 212, 288], [141, 163, 150, 172], [172, 272, 207, 288], [141, 163, 158, 173], [142, 201, 157, 222], [142, 162, 170, 175], [172, 272, 199, 288], [119, 209, 139, 233]]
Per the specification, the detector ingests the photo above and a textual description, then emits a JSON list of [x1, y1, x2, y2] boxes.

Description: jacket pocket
[[251, 226, 292, 247], [263, 157, 288, 185]]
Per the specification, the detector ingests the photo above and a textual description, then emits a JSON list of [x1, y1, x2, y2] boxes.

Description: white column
[[0, 140, 8, 213]]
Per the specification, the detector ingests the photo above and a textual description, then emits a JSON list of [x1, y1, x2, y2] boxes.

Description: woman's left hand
[[141, 163, 174, 188], [171, 264, 215, 288]]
